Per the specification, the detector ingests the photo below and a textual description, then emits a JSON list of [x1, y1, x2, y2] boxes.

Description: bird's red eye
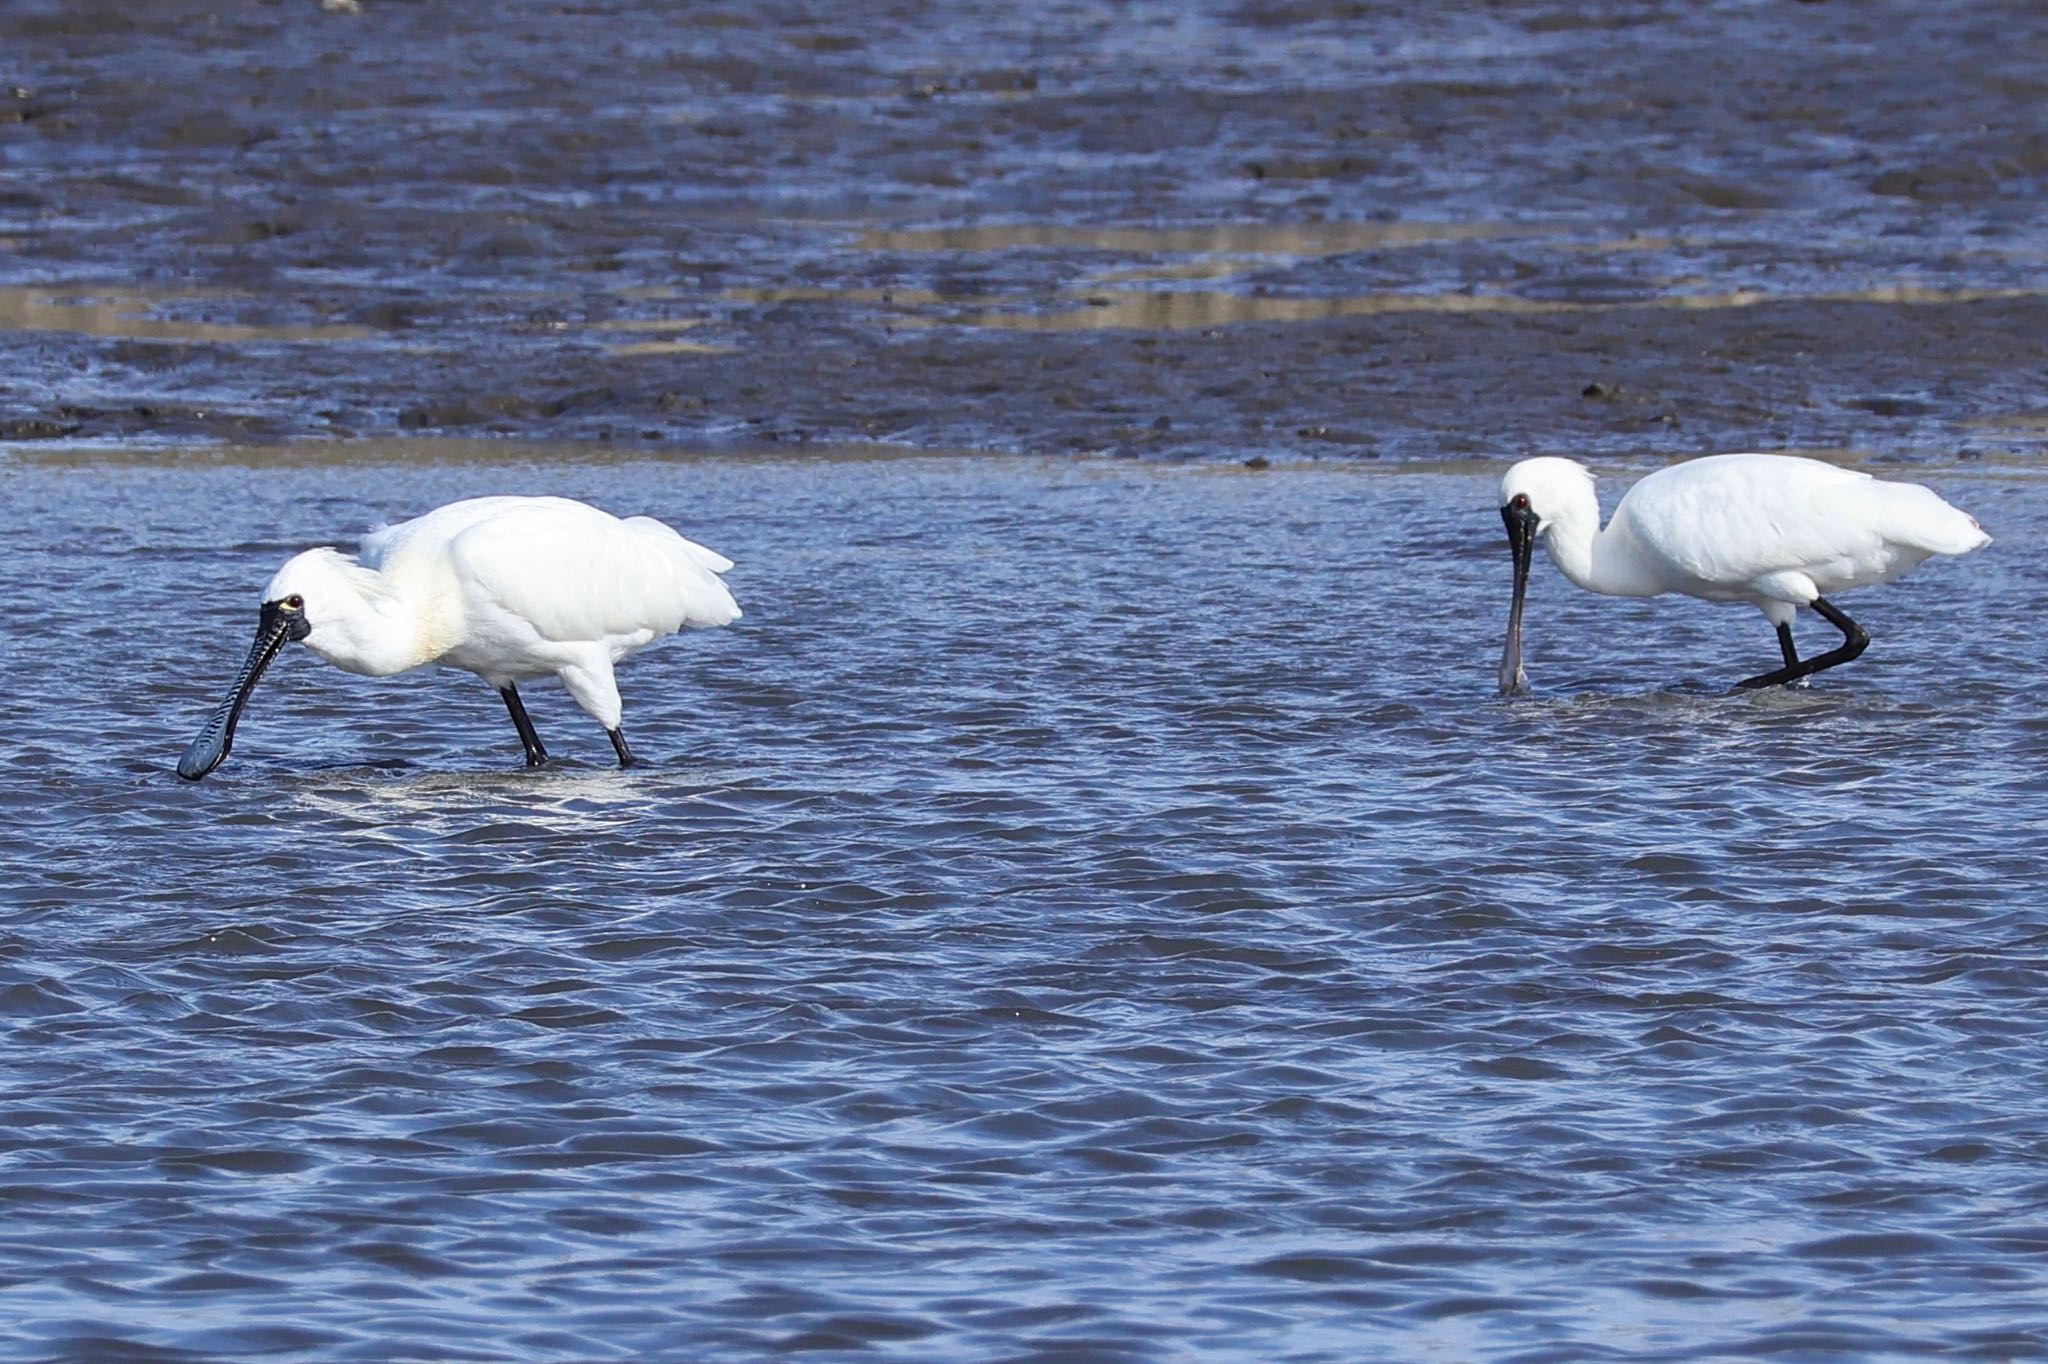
[[285, 595, 304, 610], [1512, 494, 1530, 509]]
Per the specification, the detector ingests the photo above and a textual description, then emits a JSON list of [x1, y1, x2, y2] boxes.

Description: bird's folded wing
[[1620, 458, 1886, 586], [446, 503, 740, 643]]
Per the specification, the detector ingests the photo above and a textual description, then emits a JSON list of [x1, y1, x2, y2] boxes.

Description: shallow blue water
[[1, 448, 2044, 1360]]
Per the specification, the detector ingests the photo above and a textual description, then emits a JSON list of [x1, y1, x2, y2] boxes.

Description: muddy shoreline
[[4, 0, 2044, 460]]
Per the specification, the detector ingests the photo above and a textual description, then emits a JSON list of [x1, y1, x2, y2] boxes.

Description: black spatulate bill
[[1499, 497, 1538, 696], [176, 599, 310, 781]]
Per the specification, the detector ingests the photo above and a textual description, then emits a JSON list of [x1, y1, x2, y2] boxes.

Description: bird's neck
[[1541, 503, 1662, 598], [307, 563, 456, 676]]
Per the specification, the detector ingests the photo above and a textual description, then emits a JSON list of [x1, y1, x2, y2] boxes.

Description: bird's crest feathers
[[1500, 457, 1600, 528], [264, 546, 395, 606]]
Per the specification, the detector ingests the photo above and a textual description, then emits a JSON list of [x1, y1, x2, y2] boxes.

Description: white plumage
[[178, 496, 740, 779], [1496, 453, 1989, 693]]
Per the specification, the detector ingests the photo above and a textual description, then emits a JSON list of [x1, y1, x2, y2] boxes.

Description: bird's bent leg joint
[[1810, 597, 1869, 659]]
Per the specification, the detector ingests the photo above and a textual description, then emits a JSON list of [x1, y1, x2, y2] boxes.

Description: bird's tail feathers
[[675, 537, 736, 576], [624, 516, 735, 575], [621, 517, 741, 626], [1877, 482, 1992, 556]]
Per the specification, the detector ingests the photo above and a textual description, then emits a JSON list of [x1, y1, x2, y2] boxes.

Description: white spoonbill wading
[[1497, 454, 1989, 694], [177, 496, 741, 779]]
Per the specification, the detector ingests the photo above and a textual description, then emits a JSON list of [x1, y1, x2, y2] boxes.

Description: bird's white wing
[[359, 496, 538, 569], [1614, 455, 1888, 588], [443, 499, 740, 645]]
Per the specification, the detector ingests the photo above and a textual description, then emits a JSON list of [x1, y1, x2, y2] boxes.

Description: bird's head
[[260, 548, 366, 645], [174, 549, 340, 781], [1495, 458, 1596, 697], [1498, 457, 1596, 540]]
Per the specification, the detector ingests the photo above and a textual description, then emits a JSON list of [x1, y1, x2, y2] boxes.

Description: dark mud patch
[[3, 0, 2044, 461]]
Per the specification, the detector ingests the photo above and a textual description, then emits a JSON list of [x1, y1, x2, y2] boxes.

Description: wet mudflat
[[2, 447, 2045, 1359], [4, 0, 2048, 459]]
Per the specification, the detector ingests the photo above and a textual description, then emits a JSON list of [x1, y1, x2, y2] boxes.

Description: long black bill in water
[[176, 602, 306, 781], [1499, 503, 1536, 696]]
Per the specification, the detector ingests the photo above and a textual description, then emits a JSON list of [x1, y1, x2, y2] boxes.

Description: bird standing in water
[[177, 496, 740, 779], [1496, 453, 1988, 693]]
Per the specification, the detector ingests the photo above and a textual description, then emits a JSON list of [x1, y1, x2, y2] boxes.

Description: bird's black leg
[[608, 727, 636, 769], [1736, 598, 1870, 690], [499, 685, 550, 767], [1775, 621, 1799, 670]]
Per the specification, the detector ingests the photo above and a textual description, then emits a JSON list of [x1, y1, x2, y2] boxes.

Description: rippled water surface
[[1, 447, 2043, 1359]]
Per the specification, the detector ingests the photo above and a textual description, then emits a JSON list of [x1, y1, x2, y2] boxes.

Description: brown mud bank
[[3, 0, 2044, 461]]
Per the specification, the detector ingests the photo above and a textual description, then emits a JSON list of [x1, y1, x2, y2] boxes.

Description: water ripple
[[0, 452, 2041, 1358]]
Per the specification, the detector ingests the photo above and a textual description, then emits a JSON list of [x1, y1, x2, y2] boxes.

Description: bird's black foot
[[608, 727, 636, 768]]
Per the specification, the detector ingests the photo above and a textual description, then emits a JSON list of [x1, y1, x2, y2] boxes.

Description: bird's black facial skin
[[277, 594, 312, 642], [1499, 495, 1539, 696], [1501, 495, 1539, 559], [175, 597, 310, 781]]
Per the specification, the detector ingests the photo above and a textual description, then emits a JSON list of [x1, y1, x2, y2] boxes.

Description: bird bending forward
[[1496, 454, 1988, 694], [178, 496, 740, 779]]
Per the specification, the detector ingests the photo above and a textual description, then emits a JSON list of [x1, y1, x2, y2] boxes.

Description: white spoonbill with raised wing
[[1496, 454, 1988, 694], [177, 496, 741, 779]]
